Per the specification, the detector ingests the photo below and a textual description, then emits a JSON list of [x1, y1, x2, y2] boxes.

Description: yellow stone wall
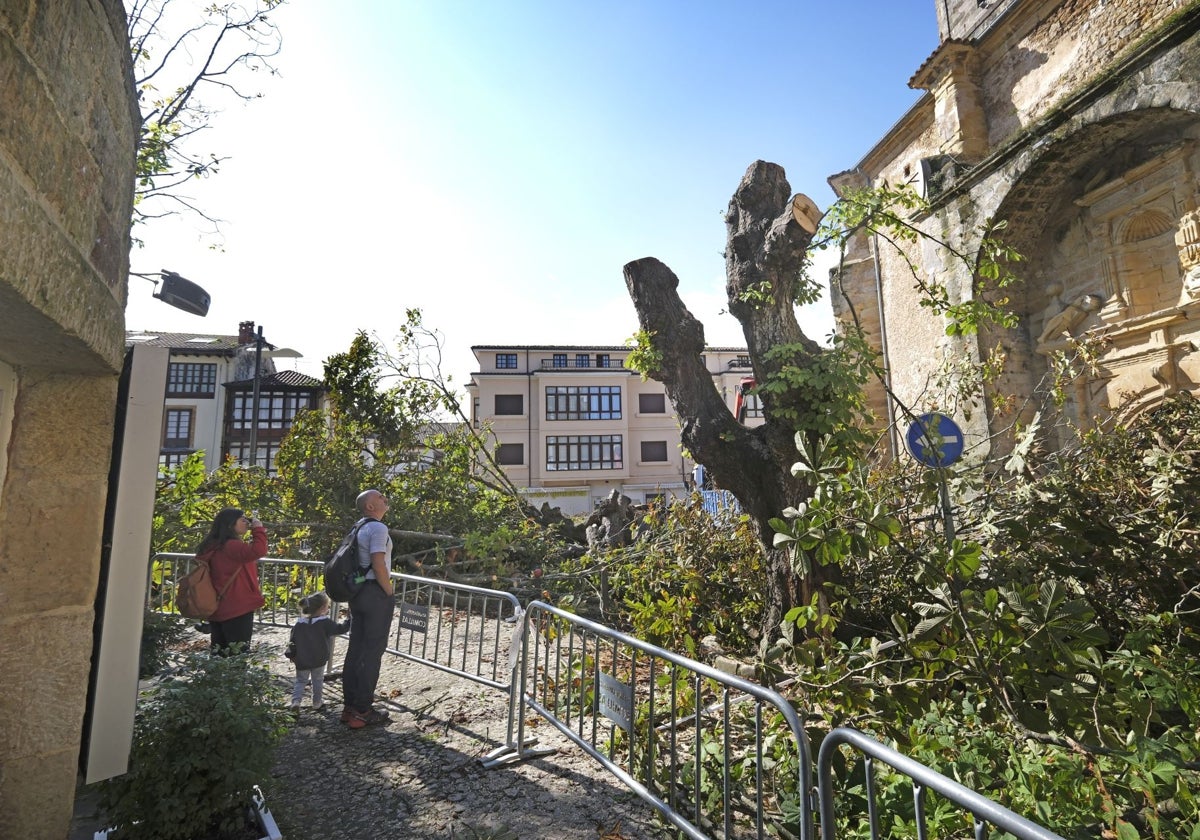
[[0, 1, 138, 837]]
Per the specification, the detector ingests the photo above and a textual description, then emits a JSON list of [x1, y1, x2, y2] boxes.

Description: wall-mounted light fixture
[[131, 270, 211, 316]]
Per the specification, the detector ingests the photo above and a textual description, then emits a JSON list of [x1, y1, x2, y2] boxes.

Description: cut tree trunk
[[623, 160, 841, 638]]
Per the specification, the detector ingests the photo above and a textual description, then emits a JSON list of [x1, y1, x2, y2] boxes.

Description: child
[[287, 592, 349, 712]]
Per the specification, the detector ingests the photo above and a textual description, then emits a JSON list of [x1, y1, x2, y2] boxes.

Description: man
[[341, 488, 395, 729]]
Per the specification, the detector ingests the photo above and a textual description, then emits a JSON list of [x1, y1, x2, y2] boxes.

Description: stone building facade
[[0, 2, 139, 837], [831, 0, 1200, 457]]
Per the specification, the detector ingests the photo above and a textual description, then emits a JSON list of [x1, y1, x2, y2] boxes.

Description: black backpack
[[323, 518, 374, 603]]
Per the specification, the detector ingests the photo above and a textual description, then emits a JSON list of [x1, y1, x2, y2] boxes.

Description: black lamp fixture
[[131, 269, 211, 316]]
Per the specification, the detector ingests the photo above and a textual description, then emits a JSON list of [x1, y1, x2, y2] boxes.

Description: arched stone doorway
[[983, 107, 1200, 448]]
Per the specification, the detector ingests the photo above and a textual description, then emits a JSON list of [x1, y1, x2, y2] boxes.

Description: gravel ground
[[255, 624, 669, 840]]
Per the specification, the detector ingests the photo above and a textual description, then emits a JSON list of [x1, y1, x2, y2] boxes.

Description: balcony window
[[546, 385, 621, 420], [546, 434, 622, 471], [597, 354, 611, 368], [552, 353, 568, 368]]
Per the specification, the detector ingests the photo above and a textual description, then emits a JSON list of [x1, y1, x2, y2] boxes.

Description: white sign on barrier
[[598, 672, 632, 732], [400, 602, 429, 634]]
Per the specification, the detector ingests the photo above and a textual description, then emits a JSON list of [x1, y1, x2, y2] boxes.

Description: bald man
[[341, 488, 395, 728]]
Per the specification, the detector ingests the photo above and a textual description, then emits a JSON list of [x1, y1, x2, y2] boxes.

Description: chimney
[[238, 321, 256, 345]]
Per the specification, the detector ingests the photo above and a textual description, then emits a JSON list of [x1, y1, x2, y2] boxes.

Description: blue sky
[[124, 1, 939, 389]]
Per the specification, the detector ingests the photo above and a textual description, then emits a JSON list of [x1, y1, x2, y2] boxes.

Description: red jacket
[[206, 525, 268, 621]]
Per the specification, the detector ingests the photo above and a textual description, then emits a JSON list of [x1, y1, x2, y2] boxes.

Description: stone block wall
[[0, 1, 138, 838]]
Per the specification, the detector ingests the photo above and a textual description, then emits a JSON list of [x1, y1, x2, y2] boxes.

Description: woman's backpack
[[176, 553, 239, 619]]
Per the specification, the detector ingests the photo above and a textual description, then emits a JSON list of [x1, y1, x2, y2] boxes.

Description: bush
[[138, 610, 191, 679], [99, 651, 290, 840]]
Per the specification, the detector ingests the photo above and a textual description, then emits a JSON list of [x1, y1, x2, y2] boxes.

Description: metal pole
[[248, 325, 263, 467]]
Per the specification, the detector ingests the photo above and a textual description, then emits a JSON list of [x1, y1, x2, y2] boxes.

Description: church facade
[[831, 0, 1200, 457]]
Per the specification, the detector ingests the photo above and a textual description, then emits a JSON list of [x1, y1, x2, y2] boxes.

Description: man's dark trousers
[[343, 582, 393, 711]]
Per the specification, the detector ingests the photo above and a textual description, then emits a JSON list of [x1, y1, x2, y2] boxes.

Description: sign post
[[905, 413, 964, 544]]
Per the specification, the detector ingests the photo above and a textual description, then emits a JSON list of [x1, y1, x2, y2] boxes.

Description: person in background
[[195, 508, 267, 655], [287, 591, 349, 713], [341, 488, 395, 729]]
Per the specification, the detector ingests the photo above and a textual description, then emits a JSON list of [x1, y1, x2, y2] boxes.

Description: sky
[[124, 1, 940, 390]]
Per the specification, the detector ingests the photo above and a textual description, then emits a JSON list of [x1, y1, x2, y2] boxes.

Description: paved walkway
[[257, 625, 667, 839]]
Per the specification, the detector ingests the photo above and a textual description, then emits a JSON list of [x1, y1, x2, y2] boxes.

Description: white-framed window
[[546, 435, 623, 471], [546, 385, 622, 420], [166, 361, 217, 397]]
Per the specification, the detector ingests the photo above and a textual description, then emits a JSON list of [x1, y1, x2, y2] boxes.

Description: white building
[[467, 344, 762, 515]]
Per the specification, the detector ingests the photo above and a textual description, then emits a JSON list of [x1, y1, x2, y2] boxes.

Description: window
[[166, 362, 217, 397], [597, 354, 611, 368], [496, 353, 518, 369], [742, 393, 764, 419], [230, 390, 313, 431], [494, 394, 523, 415], [496, 443, 524, 465], [546, 435, 622, 471], [158, 452, 192, 471], [638, 393, 666, 414], [225, 440, 283, 474], [575, 353, 590, 368], [546, 385, 622, 420], [640, 440, 668, 462], [552, 353, 567, 368], [162, 408, 194, 448]]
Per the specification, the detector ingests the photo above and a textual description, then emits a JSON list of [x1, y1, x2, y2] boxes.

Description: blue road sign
[[905, 412, 964, 468]]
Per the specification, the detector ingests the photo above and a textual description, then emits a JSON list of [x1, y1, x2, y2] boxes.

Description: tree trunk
[[623, 160, 839, 638]]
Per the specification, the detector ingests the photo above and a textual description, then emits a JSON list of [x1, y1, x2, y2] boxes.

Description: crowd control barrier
[[147, 556, 1072, 840], [817, 727, 1066, 840], [485, 600, 816, 840]]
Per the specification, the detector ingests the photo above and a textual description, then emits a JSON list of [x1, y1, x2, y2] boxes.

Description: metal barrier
[[147, 553, 324, 629], [147, 555, 1070, 840], [817, 727, 1067, 840], [486, 600, 815, 840], [380, 572, 524, 748]]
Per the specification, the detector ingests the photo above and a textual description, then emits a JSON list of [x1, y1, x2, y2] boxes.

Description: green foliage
[[137, 610, 191, 679], [98, 652, 290, 840], [757, 395, 1200, 837], [581, 500, 765, 655], [623, 330, 664, 379]]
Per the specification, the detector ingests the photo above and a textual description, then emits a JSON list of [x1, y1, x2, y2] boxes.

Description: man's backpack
[[176, 553, 239, 620], [323, 518, 373, 603]]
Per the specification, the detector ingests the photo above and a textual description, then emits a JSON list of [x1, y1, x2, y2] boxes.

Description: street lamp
[[131, 270, 212, 316], [246, 325, 301, 469]]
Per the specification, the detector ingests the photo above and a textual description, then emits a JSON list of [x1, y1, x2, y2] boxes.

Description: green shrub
[[99, 651, 290, 840], [138, 610, 190, 679]]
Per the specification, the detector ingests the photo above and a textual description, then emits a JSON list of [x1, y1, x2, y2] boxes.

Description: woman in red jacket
[[195, 508, 268, 655]]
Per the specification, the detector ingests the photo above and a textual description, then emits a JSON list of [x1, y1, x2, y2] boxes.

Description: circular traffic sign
[[905, 412, 964, 468]]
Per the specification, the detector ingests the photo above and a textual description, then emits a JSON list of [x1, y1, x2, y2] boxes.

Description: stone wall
[[0, 1, 138, 837], [833, 0, 1200, 458]]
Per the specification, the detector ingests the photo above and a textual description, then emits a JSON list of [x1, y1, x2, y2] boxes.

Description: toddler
[[287, 591, 350, 711]]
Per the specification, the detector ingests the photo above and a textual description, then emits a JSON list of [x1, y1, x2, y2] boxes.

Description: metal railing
[[147, 555, 1071, 840], [487, 600, 815, 840], [817, 727, 1067, 840], [380, 573, 524, 747]]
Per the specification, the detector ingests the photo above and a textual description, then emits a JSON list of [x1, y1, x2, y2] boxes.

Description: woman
[[195, 507, 268, 655]]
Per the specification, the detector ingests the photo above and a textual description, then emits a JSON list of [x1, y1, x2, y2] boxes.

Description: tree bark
[[623, 160, 837, 638]]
